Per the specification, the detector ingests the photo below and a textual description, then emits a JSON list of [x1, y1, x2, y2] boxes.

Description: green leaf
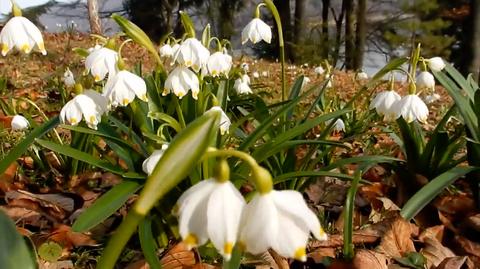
[[322, 155, 403, 171], [0, 116, 59, 175], [38, 241, 62, 262], [139, 218, 162, 269], [149, 112, 182, 133], [401, 166, 478, 221], [0, 211, 36, 269], [273, 171, 355, 183], [179, 11, 196, 38], [73, 181, 141, 232]]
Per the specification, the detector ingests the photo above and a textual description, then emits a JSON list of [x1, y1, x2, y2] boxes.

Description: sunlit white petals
[[241, 62, 249, 72], [142, 144, 169, 175], [314, 66, 325, 75], [164, 66, 200, 99], [59, 90, 108, 129], [370, 90, 401, 119], [301, 76, 311, 88], [174, 38, 210, 72], [85, 47, 118, 81], [356, 71, 368, 80], [176, 179, 245, 260], [103, 70, 147, 107], [241, 18, 272, 44], [393, 94, 429, 123], [0, 16, 46, 56], [11, 115, 29, 131], [416, 71, 435, 90], [424, 93, 441, 104], [427, 57, 445, 72], [326, 118, 345, 132], [159, 44, 174, 58], [234, 74, 252, 95], [207, 51, 232, 77], [63, 68, 75, 87], [253, 71, 259, 78], [262, 71, 268, 77], [207, 106, 231, 135]]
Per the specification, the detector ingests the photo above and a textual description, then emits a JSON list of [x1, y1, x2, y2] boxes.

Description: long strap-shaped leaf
[[401, 166, 478, 221], [0, 116, 59, 175], [0, 211, 36, 269]]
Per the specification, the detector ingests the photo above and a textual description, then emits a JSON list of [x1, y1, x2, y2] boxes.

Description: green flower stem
[[11, 1, 22, 16], [408, 43, 421, 95], [207, 37, 223, 51], [116, 39, 132, 71], [173, 97, 186, 129], [343, 169, 362, 260], [262, 0, 286, 101]]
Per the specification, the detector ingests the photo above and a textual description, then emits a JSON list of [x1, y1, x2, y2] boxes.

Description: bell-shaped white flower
[[370, 90, 401, 119], [207, 106, 231, 135], [262, 71, 268, 77], [164, 66, 200, 99], [174, 38, 210, 72], [85, 47, 118, 81], [207, 51, 232, 77], [142, 144, 169, 175], [234, 74, 252, 95], [63, 68, 75, 88], [239, 190, 327, 261], [301, 77, 311, 88], [356, 71, 368, 80], [241, 62, 249, 72], [416, 71, 435, 91], [176, 178, 245, 260], [253, 71, 260, 78], [11, 115, 29, 131], [326, 118, 345, 132], [59, 90, 108, 129], [393, 94, 429, 123], [424, 93, 441, 104], [159, 44, 174, 58], [427, 57, 445, 72], [103, 70, 147, 107], [242, 18, 272, 44], [0, 16, 46, 56], [314, 66, 325, 75]]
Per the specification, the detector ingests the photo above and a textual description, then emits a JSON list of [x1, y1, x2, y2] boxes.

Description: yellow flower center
[[21, 44, 30, 53], [89, 115, 96, 123], [185, 60, 192, 66], [69, 117, 78, 124], [1, 43, 9, 55], [294, 247, 306, 262], [38, 42, 46, 53], [212, 70, 218, 76], [184, 233, 198, 249], [94, 75, 101, 81], [122, 98, 130, 106], [177, 91, 185, 98], [223, 242, 233, 255]]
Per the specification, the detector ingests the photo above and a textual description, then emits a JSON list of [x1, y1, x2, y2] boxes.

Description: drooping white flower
[[207, 51, 232, 77], [301, 77, 311, 88], [0, 16, 46, 56], [234, 74, 252, 95], [326, 118, 345, 132], [416, 71, 435, 91], [370, 90, 401, 119], [427, 57, 445, 72], [63, 68, 75, 87], [423, 93, 441, 104], [207, 106, 231, 135], [159, 44, 174, 58], [164, 66, 200, 99], [11, 115, 29, 131], [59, 90, 108, 129], [262, 71, 268, 77], [241, 18, 272, 44], [103, 70, 147, 107], [174, 38, 210, 72], [253, 71, 260, 78], [85, 47, 118, 81], [241, 63, 249, 72], [356, 71, 368, 80], [142, 144, 169, 175], [392, 94, 429, 123], [239, 190, 327, 261], [176, 179, 245, 260], [314, 66, 325, 75]]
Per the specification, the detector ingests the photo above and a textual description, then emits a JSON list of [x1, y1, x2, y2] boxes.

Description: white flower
[[142, 144, 169, 175], [85, 47, 118, 81], [423, 93, 441, 104], [241, 63, 249, 72], [11, 115, 29, 131], [63, 68, 75, 87], [174, 38, 210, 72], [239, 190, 327, 261], [253, 71, 259, 78], [171, 44, 180, 55], [159, 44, 174, 58], [164, 66, 200, 99], [103, 70, 147, 107], [356, 71, 368, 80], [427, 57, 445, 72], [262, 71, 268, 77], [207, 106, 231, 135], [234, 75, 252, 95], [302, 77, 311, 88], [393, 94, 429, 123], [176, 179, 245, 260], [326, 118, 345, 132], [0, 16, 46, 56], [241, 18, 272, 44], [416, 71, 435, 91], [207, 51, 232, 77], [59, 90, 108, 129], [370, 90, 401, 119]]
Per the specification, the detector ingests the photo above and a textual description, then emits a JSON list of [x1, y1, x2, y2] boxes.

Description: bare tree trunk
[[321, 0, 330, 59], [219, 0, 235, 40], [294, 0, 306, 44], [470, 0, 480, 79], [332, 4, 345, 67], [88, 0, 102, 34], [353, 0, 366, 70], [344, 0, 355, 70]]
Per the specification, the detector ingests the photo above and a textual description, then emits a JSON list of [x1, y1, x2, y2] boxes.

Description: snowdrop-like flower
[[239, 190, 327, 261], [262, 71, 268, 77], [301, 77, 311, 88], [0, 16, 46, 56], [427, 57, 445, 72], [241, 63, 249, 72], [207, 106, 231, 135], [234, 74, 252, 95], [159, 44, 174, 58], [59, 90, 108, 129], [85, 47, 118, 81], [392, 94, 429, 123], [164, 66, 200, 99], [11, 115, 29, 131], [174, 38, 210, 72], [103, 70, 147, 107], [416, 71, 435, 91], [253, 71, 260, 78], [63, 68, 75, 87], [207, 51, 232, 77], [423, 93, 441, 104], [314, 66, 325, 75], [326, 118, 345, 132], [370, 91, 401, 119], [241, 18, 272, 44], [142, 144, 169, 175], [176, 178, 245, 260], [356, 71, 368, 80]]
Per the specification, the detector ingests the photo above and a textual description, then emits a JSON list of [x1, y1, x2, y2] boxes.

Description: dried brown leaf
[[308, 247, 336, 262], [436, 256, 467, 269], [48, 224, 97, 249], [419, 225, 445, 243], [454, 235, 480, 258], [420, 238, 455, 269], [352, 249, 388, 269], [160, 242, 196, 269], [377, 217, 417, 258]]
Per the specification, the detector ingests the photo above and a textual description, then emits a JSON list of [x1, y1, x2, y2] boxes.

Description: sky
[[0, 0, 79, 15]]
